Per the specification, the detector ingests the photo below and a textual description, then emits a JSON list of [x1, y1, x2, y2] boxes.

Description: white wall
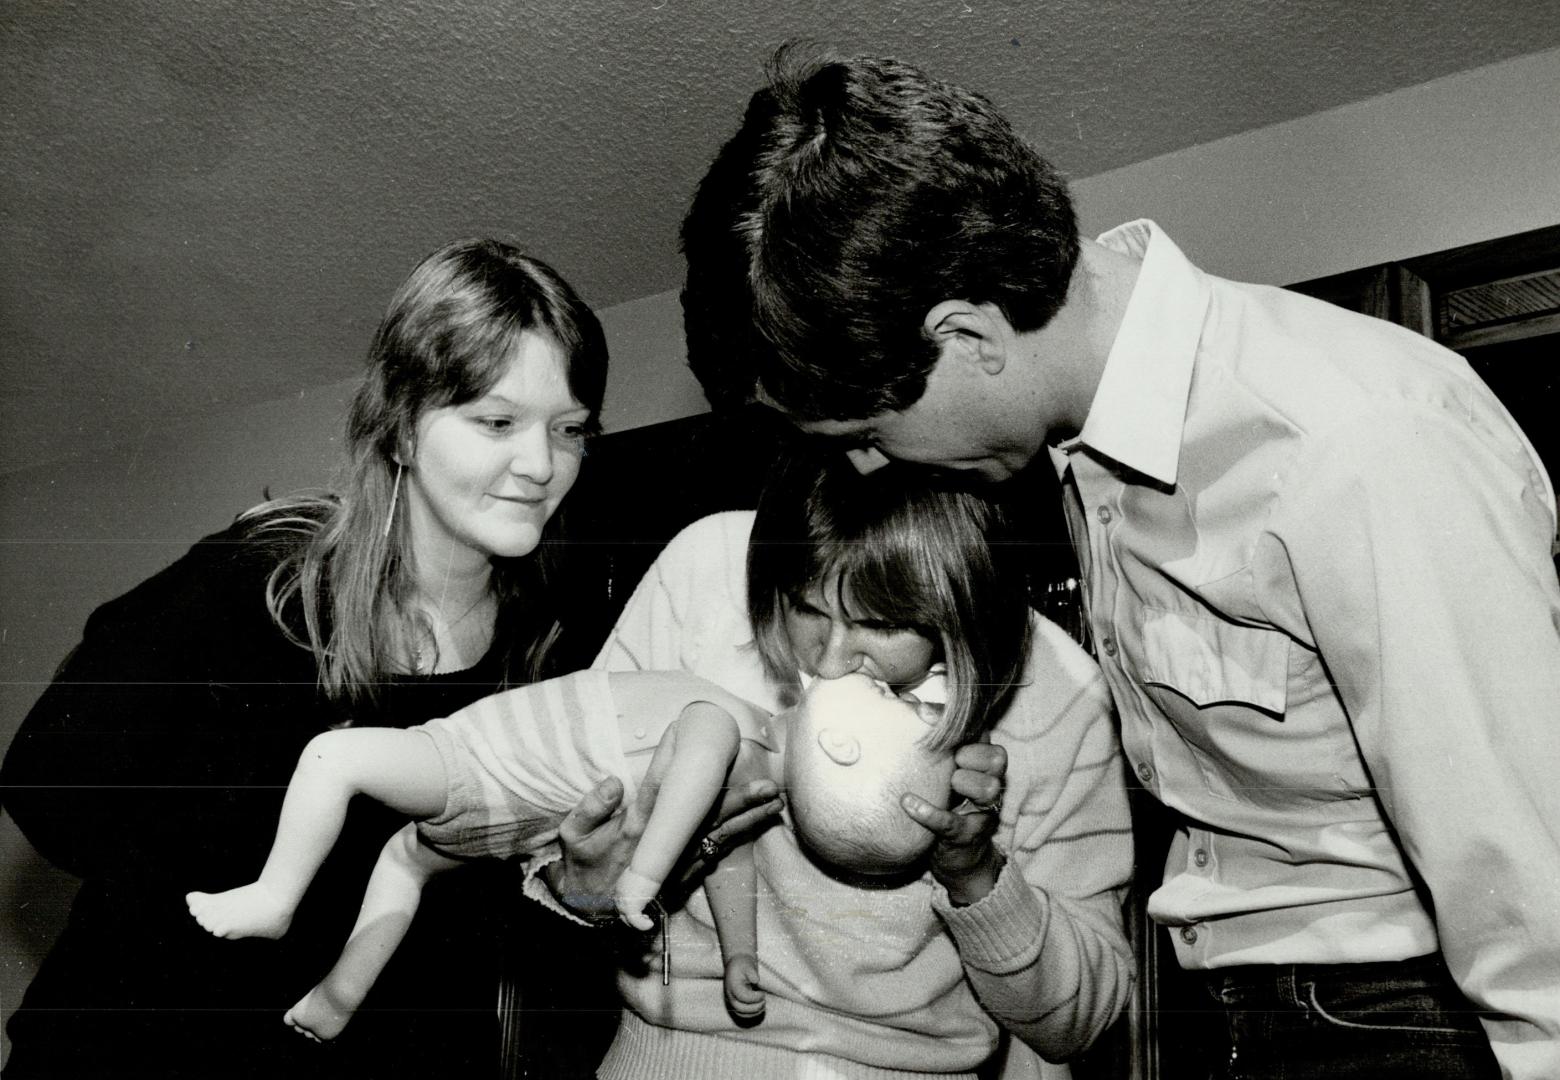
[[1070, 46, 1560, 283], [3, 44, 1558, 1058]]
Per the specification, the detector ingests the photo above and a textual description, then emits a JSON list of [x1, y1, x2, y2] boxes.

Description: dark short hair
[[680, 86, 786, 415], [747, 449, 1032, 749], [681, 45, 1080, 422]]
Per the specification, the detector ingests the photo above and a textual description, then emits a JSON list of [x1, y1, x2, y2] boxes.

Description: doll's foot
[[284, 982, 356, 1042], [185, 883, 295, 940], [723, 953, 765, 1025]]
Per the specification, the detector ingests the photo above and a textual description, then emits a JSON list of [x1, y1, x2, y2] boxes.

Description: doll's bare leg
[[285, 821, 460, 1042], [704, 837, 764, 1022], [187, 729, 448, 939], [614, 699, 741, 930]]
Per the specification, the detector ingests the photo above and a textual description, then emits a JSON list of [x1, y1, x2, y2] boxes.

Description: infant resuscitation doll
[[187, 668, 954, 1040]]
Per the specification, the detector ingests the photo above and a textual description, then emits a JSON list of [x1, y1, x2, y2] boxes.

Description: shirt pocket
[[1140, 609, 1289, 714], [1138, 609, 1291, 804]]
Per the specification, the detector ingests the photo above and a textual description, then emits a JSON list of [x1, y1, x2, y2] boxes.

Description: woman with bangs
[[1, 238, 613, 1078], [746, 449, 1032, 754], [543, 450, 1136, 1080]]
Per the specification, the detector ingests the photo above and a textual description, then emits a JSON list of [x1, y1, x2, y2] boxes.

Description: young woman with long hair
[[1, 238, 608, 1078]]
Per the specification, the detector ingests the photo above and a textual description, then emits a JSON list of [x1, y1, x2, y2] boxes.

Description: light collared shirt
[[1053, 220, 1560, 1078]]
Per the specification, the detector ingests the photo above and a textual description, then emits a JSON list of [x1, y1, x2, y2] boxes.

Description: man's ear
[[922, 300, 1008, 374], [816, 728, 861, 767]]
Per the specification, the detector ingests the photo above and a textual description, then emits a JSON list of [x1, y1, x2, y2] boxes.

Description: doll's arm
[[186, 727, 448, 940], [614, 700, 741, 930], [284, 821, 464, 1042], [704, 837, 764, 1022]]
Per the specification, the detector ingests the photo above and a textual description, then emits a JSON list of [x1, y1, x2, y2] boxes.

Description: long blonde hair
[[247, 239, 608, 712]]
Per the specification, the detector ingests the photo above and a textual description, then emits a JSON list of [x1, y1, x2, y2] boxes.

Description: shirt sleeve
[[1263, 404, 1560, 1080], [593, 546, 695, 672], [593, 511, 754, 673], [931, 617, 1137, 1061]]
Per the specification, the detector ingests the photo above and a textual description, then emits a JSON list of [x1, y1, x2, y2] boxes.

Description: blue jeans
[[1204, 954, 1500, 1080]]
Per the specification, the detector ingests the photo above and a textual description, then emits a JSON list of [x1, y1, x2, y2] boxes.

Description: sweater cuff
[[520, 848, 600, 929], [930, 856, 1051, 971]]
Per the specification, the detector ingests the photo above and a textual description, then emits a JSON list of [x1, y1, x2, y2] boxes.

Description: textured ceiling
[[4, 0, 1560, 473]]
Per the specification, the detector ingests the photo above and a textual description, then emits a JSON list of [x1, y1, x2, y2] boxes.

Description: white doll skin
[[186, 669, 953, 1041]]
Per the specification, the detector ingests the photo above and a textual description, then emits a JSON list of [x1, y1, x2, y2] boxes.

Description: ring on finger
[[698, 834, 722, 859], [958, 797, 1003, 815]]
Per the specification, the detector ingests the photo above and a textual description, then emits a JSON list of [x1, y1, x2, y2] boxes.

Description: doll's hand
[[614, 867, 659, 932], [722, 952, 765, 1024], [900, 740, 1007, 907]]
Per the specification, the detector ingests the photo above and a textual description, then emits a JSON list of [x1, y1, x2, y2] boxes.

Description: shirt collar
[[1059, 219, 1209, 487]]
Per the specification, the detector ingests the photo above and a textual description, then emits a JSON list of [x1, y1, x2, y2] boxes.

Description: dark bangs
[[411, 248, 608, 436], [825, 536, 941, 641], [748, 452, 1032, 749]]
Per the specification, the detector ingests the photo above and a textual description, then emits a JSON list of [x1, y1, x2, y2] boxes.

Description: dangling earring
[[383, 462, 404, 538]]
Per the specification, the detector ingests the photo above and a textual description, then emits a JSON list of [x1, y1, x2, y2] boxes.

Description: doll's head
[[782, 672, 957, 875], [748, 450, 1033, 752]]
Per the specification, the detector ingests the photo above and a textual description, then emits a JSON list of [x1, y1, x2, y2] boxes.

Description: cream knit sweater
[[586, 512, 1134, 1080]]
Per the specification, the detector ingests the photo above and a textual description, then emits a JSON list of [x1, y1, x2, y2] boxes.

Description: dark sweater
[[0, 516, 608, 1079]]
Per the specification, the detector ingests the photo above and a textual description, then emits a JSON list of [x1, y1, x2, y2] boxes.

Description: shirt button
[[1136, 763, 1154, 783], [1097, 506, 1113, 524], [1193, 849, 1209, 868], [1180, 926, 1199, 945], [633, 727, 647, 740], [1100, 636, 1118, 657]]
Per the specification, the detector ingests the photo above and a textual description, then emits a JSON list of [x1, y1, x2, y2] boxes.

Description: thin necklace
[[410, 591, 491, 675], [409, 540, 493, 675]]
